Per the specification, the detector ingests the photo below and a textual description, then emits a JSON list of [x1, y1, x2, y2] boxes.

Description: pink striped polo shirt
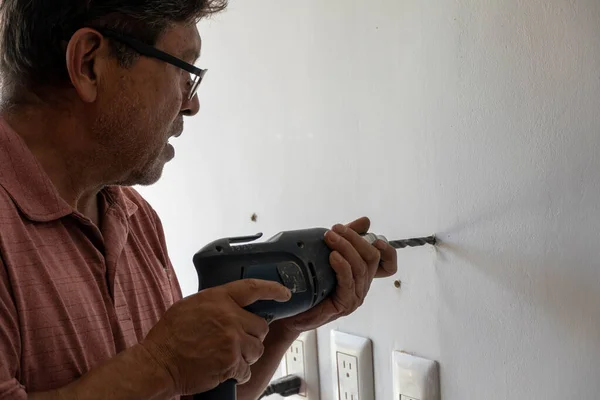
[[0, 117, 185, 398]]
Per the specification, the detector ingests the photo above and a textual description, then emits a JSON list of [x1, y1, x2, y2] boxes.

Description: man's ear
[[64, 28, 109, 103]]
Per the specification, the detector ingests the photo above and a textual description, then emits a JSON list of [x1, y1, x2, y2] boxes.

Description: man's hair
[[0, 0, 227, 94]]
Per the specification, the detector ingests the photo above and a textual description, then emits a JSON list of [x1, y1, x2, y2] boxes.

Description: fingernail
[[375, 240, 387, 250], [332, 252, 342, 262], [333, 224, 347, 234], [327, 230, 340, 242]]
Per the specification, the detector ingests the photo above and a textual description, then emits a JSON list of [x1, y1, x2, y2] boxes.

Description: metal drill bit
[[389, 236, 437, 249], [362, 233, 437, 249]]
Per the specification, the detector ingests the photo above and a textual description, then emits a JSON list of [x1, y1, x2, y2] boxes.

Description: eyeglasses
[[98, 28, 206, 100]]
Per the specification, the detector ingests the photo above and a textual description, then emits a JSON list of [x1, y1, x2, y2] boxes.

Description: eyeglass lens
[[189, 69, 206, 100]]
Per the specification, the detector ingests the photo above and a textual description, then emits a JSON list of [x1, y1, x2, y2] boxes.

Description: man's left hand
[[276, 216, 398, 333]]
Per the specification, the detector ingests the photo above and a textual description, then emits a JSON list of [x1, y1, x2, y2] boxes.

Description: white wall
[[136, 0, 600, 398]]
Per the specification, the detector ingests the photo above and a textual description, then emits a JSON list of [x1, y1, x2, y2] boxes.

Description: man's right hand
[[139, 279, 292, 396]]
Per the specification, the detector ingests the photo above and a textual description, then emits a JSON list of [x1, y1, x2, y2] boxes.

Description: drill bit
[[389, 236, 437, 249], [362, 233, 437, 249]]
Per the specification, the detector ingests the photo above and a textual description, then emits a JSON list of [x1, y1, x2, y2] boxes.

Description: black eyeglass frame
[[97, 28, 206, 100]]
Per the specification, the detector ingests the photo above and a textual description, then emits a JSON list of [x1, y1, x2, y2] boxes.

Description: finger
[[286, 300, 336, 332], [346, 216, 371, 234], [374, 240, 398, 278], [226, 279, 292, 307], [240, 334, 264, 366], [334, 223, 381, 281], [329, 250, 359, 313], [325, 229, 366, 297], [239, 313, 270, 342], [234, 359, 252, 385], [291, 251, 355, 331]]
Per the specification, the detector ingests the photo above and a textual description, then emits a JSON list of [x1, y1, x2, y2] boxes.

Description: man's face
[[91, 23, 201, 186]]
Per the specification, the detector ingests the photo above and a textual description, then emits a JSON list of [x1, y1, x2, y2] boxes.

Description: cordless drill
[[191, 227, 436, 400]]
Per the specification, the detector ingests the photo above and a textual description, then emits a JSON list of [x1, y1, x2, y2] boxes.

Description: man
[[0, 1, 398, 399]]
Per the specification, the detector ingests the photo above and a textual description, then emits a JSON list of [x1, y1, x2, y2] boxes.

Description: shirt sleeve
[[0, 257, 27, 399]]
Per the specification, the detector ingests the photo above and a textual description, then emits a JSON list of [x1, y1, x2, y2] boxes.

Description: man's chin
[[115, 146, 173, 187], [165, 142, 175, 161], [118, 162, 166, 187]]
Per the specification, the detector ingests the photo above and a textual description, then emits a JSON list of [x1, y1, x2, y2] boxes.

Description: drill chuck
[[361, 232, 389, 245]]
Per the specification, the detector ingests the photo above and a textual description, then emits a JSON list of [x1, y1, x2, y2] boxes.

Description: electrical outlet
[[392, 351, 440, 400], [336, 352, 359, 400], [286, 340, 306, 395], [330, 330, 374, 400], [280, 329, 320, 399]]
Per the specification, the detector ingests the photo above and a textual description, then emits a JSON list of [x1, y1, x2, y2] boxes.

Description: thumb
[[225, 279, 292, 307]]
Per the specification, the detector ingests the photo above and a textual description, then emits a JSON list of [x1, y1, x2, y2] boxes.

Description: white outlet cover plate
[[330, 330, 374, 400], [392, 351, 440, 400], [280, 329, 320, 400]]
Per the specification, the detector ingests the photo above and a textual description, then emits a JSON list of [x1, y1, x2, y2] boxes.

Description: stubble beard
[[90, 101, 172, 188]]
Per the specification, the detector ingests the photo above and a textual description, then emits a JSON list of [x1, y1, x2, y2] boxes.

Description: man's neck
[[1, 106, 105, 224]]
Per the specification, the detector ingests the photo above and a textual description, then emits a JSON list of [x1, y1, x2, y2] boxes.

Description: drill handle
[[193, 379, 236, 400]]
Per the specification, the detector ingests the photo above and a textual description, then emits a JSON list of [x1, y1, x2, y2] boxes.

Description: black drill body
[[192, 227, 337, 400], [191, 227, 436, 400]]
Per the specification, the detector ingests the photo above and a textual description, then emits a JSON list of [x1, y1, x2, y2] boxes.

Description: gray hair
[[0, 0, 227, 96]]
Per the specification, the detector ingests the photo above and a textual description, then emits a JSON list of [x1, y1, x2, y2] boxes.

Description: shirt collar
[[103, 185, 139, 219], [0, 117, 137, 222]]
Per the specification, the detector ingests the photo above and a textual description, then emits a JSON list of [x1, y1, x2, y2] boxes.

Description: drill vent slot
[[307, 262, 318, 302]]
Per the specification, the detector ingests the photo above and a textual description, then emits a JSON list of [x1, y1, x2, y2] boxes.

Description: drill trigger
[[226, 233, 263, 244]]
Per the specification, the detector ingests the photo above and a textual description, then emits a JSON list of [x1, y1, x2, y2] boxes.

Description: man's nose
[[182, 93, 200, 117]]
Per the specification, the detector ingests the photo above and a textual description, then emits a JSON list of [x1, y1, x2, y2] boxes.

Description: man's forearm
[[28, 344, 175, 400], [26, 324, 297, 400], [237, 322, 299, 400]]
